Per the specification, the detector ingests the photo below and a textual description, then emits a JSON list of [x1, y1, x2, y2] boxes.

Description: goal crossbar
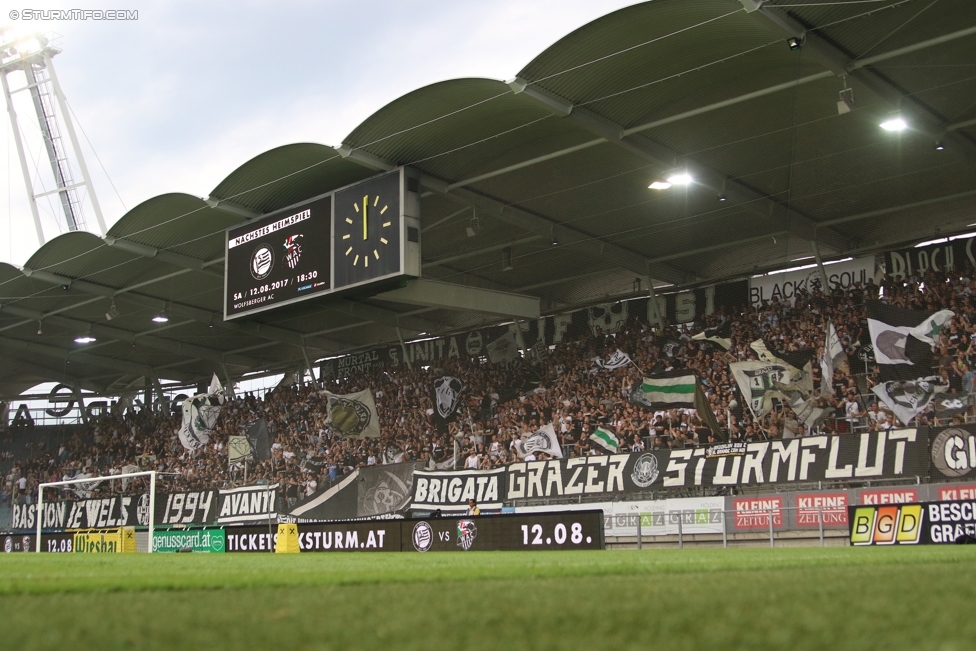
[[35, 470, 157, 553]]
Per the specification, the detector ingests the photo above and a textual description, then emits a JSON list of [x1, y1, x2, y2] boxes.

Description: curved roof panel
[[209, 143, 371, 214], [2, 0, 975, 398]]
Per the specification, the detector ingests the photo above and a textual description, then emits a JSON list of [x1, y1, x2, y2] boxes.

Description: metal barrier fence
[[632, 506, 848, 550]]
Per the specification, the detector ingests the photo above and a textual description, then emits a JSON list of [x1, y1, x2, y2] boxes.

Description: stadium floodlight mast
[[35, 470, 157, 553], [0, 26, 108, 246]]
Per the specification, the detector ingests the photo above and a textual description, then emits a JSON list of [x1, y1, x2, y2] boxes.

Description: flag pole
[[626, 357, 646, 376]]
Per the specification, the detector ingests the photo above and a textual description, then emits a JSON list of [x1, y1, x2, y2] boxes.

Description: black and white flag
[[432, 376, 464, 432], [872, 376, 949, 426], [750, 340, 814, 397], [692, 319, 732, 351], [820, 321, 849, 388], [730, 360, 795, 418], [245, 418, 272, 461], [486, 331, 519, 364], [661, 339, 684, 358], [515, 423, 563, 459], [592, 349, 632, 370], [325, 389, 380, 438], [177, 374, 223, 451], [866, 302, 949, 381]]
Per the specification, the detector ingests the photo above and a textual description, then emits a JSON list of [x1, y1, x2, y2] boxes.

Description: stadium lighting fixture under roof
[[648, 180, 671, 190], [667, 173, 693, 185], [880, 117, 907, 131]]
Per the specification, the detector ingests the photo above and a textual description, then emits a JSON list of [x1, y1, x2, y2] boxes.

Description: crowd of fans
[[3, 262, 975, 509]]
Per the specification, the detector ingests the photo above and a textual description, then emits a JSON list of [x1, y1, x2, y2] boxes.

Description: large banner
[[12, 486, 273, 530], [410, 431, 927, 509], [748, 257, 874, 307], [929, 424, 976, 481], [224, 511, 603, 553], [12, 494, 151, 530], [849, 500, 976, 545], [357, 462, 424, 516], [410, 467, 507, 511], [884, 233, 976, 282], [215, 483, 278, 524]]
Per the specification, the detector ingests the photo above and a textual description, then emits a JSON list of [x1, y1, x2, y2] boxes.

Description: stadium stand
[[1, 0, 975, 525], [3, 261, 974, 514]]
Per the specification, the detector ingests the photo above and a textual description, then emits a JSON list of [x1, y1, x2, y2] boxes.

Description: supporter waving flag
[[692, 319, 732, 351], [515, 423, 563, 459], [486, 330, 519, 364], [177, 374, 223, 451], [244, 418, 272, 460], [872, 376, 949, 426], [820, 321, 848, 386], [432, 376, 464, 433], [325, 389, 381, 439], [750, 339, 814, 396], [729, 360, 793, 419], [866, 301, 950, 381], [589, 426, 620, 453], [640, 370, 697, 407], [641, 370, 724, 439], [592, 348, 632, 370]]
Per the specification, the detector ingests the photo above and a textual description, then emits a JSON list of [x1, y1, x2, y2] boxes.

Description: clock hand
[[363, 196, 368, 241]]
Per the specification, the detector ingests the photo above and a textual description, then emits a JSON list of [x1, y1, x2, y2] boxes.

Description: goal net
[[35, 470, 158, 553]]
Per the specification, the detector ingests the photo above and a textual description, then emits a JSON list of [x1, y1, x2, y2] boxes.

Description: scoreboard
[[223, 168, 421, 320]]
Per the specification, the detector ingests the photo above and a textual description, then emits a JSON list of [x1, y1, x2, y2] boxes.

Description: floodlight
[[74, 336, 96, 344], [18, 37, 42, 55], [152, 315, 169, 323], [666, 173, 693, 185], [787, 37, 801, 51], [880, 117, 907, 131], [934, 142, 945, 151], [648, 181, 672, 190], [465, 214, 481, 238]]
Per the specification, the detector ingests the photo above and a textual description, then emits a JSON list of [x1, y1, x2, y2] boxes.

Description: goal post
[[35, 470, 157, 553]]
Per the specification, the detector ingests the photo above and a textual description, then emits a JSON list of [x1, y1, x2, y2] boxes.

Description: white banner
[[749, 257, 874, 307]]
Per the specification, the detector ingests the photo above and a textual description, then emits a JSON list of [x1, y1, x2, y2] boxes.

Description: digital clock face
[[224, 196, 332, 319], [333, 170, 402, 290]]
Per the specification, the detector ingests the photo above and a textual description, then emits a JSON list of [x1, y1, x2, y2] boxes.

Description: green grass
[[2, 547, 975, 650]]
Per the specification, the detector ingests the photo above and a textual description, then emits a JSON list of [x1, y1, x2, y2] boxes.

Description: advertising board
[[153, 529, 226, 553], [849, 500, 976, 545], [223, 511, 603, 553]]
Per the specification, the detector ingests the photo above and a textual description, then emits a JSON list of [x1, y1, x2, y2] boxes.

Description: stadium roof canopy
[[2, 0, 975, 398]]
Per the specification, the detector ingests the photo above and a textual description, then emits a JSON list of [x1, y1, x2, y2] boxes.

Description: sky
[[0, 0, 641, 266]]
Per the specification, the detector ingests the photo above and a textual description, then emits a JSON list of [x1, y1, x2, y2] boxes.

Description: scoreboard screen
[[224, 197, 332, 319], [223, 168, 421, 320]]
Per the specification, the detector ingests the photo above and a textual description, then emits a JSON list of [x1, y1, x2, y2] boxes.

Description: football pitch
[[2, 547, 975, 650]]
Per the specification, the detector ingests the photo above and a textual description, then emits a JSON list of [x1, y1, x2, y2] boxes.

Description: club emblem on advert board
[[413, 521, 433, 552], [457, 520, 478, 550]]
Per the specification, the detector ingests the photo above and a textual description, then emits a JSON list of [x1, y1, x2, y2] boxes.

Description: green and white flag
[[909, 309, 954, 347], [589, 427, 620, 453], [641, 371, 696, 407]]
